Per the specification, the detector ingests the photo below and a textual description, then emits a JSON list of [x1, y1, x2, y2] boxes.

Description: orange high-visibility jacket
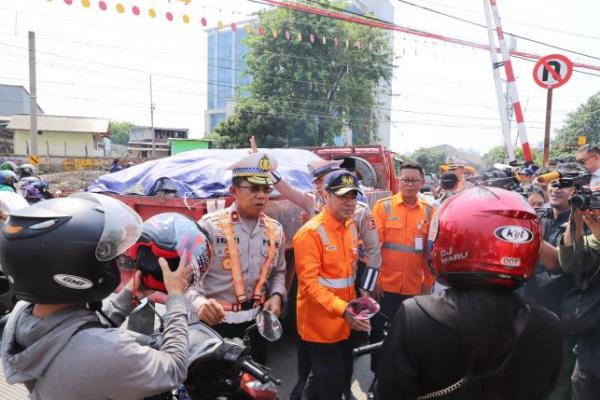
[[372, 194, 435, 295], [293, 208, 359, 343]]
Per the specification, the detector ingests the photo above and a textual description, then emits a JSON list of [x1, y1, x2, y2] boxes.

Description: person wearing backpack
[[377, 187, 563, 400]]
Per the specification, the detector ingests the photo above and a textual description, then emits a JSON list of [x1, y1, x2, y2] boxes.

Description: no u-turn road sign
[[533, 54, 573, 89]]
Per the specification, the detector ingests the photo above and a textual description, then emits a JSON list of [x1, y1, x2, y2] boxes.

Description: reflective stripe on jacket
[[293, 208, 359, 343], [372, 194, 435, 295]]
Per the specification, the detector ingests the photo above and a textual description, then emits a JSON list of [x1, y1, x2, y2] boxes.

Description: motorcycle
[[132, 299, 282, 400], [18, 177, 53, 204]]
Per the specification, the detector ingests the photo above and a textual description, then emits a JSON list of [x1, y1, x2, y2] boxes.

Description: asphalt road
[[268, 333, 374, 400]]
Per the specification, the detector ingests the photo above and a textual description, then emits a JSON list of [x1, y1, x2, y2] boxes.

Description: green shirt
[[0, 185, 15, 192], [559, 234, 600, 274]]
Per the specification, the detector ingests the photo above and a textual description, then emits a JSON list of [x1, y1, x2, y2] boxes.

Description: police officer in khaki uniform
[[186, 152, 287, 364]]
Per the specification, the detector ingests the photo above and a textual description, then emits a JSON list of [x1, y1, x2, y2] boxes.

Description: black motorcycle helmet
[[128, 212, 211, 293], [0, 193, 142, 303]]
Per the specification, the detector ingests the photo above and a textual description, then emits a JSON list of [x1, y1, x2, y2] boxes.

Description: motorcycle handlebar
[[240, 359, 282, 385], [353, 341, 383, 357]]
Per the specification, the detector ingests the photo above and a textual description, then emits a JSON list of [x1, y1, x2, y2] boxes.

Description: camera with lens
[[467, 169, 520, 191], [570, 189, 600, 210], [550, 173, 591, 190]]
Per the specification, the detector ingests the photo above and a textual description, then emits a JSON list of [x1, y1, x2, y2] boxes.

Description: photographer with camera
[[575, 144, 600, 188], [559, 204, 600, 400], [521, 167, 583, 400]]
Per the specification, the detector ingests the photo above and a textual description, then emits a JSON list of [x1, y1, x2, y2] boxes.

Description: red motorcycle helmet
[[430, 186, 541, 288], [128, 212, 211, 293]]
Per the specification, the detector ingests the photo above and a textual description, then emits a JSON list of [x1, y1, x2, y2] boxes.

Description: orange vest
[[293, 208, 358, 343], [372, 194, 435, 295]]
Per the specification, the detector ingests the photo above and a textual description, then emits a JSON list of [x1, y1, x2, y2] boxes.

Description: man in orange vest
[[186, 152, 287, 364], [370, 162, 435, 375], [272, 158, 381, 399], [294, 169, 371, 400]]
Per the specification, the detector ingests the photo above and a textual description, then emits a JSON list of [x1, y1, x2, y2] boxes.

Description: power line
[[249, 0, 600, 72], [394, 0, 600, 61], [0, 51, 574, 125], [289, 0, 600, 61], [414, 0, 600, 39]]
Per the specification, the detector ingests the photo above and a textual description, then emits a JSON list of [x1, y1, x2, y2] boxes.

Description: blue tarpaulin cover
[[88, 148, 322, 199]]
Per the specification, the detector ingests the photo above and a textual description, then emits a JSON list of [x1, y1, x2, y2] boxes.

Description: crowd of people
[[0, 143, 598, 400]]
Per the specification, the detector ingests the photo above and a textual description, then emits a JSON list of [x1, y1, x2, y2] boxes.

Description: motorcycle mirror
[[131, 297, 149, 314], [255, 309, 283, 342], [347, 297, 380, 320]]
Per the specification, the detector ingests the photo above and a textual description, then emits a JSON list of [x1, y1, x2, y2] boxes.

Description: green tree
[[552, 91, 600, 160], [481, 145, 543, 168], [110, 121, 133, 145], [214, 1, 394, 148], [409, 147, 447, 174]]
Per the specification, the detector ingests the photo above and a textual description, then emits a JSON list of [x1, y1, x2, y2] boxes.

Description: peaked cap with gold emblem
[[228, 152, 278, 185], [307, 158, 343, 181], [325, 169, 363, 196]]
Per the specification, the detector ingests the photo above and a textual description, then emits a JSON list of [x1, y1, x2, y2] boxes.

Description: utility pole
[[150, 74, 155, 158], [482, 0, 515, 162], [486, 0, 532, 163], [28, 31, 38, 157]]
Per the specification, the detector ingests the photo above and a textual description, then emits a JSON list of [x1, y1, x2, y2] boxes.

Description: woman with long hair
[[377, 187, 563, 400]]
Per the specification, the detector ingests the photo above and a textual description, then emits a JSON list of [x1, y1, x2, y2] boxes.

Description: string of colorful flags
[[48, 0, 384, 52]]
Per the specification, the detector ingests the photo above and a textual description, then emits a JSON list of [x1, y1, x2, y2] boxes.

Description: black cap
[[440, 172, 458, 190], [339, 158, 356, 171], [325, 169, 363, 196]]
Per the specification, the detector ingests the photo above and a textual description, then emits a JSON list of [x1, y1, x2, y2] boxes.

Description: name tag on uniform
[[326, 245, 337, 252], [388, 216, 401, 221], [415, 237, 423, 251]]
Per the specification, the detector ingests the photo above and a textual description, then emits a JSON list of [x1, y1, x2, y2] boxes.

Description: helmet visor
[[144, 213, 210, 281], [0, 192, 29, 213], [71, 192, 143, 261]]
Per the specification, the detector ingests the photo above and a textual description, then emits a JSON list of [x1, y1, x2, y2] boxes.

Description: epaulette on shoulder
[[356, 201, 369, 209], [200, 211, 221, 223], [263, 214, 283, 228]]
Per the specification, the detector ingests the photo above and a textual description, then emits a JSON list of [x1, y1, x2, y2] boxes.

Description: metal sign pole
[[543, 88, 553, 166]]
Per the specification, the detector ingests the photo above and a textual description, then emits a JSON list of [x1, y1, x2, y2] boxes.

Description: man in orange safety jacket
[[369, 162, 435, 376], [293, 169, 370, 400]]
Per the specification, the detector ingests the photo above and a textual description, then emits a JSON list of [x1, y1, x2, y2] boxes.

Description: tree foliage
[[552, 91, 600, 160], [409, 147, 447, 174], [110, 121, 132, 145], [481, 145, 542, 168], [213, 1, 394, 148]]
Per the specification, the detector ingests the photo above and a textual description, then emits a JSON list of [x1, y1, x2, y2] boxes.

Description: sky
[[0, 0, 598, 156]]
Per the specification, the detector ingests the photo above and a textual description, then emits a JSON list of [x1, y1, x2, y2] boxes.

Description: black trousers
[[212, 321, 267, 365], [292, 262, 368, 400], [290, 334, 312, 400], [302, 338, 354, 400], [369, 292, 412, 372]]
